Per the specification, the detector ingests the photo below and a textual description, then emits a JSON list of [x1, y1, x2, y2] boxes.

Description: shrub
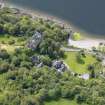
[[72, 32, 82, 41], [76, 53, 85, 64], [0, 49, 9, 59], [0, 62, 9, 73], [87, 64, 94, 71], [11, 56, 21, 66], [8, 39, 15, 45]]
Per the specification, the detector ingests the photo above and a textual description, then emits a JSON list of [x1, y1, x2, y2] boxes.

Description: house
[[79, 74, 90, 80]]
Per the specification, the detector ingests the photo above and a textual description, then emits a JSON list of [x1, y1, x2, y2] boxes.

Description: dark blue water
[[7, 0, 105, 38]]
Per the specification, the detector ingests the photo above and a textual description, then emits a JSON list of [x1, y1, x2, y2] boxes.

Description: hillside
[[0, 7, 105, 105]]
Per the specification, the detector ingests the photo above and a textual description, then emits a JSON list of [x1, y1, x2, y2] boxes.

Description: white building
[[79, 74, 90, 80]]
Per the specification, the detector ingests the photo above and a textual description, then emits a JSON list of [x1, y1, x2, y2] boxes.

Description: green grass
[[0, 44, 23, 53], [0, 35, 17, 42], [64, 51, 97, 74], [45, 99, 88, 105], [0, 35, 25, 52], [0, 34, 27, 45], [45, 99, 78, 105]]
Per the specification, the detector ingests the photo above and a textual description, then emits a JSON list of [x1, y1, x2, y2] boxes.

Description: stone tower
[[0, 0, 5, 8]]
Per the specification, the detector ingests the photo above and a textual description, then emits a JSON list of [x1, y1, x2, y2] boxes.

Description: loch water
[[7, 0, 105, 38]]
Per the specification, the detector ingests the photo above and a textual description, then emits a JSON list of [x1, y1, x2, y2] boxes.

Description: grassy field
[[45, 99, 88, 105], [0, 44, 23, 53], [0, 35, 26, 52], [45, 99, 78, 105], [64, 51, 97, 74], [0, 35, 27, 45]]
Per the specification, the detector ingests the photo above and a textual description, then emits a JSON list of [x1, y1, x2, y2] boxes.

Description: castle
[[0, 0, 5, 8]]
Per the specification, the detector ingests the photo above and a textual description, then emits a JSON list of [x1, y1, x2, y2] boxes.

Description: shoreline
[[5, 3, 105, 50], [5, 3, 105, 39], [68, 38, 105, 50], [5, 3, 73, 30]]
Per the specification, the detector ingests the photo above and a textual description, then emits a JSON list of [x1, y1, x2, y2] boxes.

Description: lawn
[[64, 51, 97, 74], [45, 99, 88, 105], [45, 99, 78, 105]]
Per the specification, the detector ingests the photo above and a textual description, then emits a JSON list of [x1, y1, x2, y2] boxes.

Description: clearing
[[45, 99, 88, 105], [64, 51, 98, 74]]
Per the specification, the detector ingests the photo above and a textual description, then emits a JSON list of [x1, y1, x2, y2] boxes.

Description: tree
[[61, 87, 70, 98], [48, 89, 58, 100], [3, 23, 16, 34], [90, 69, 96, 78], [20, 61, 32, 69], [40, 55, 52, 66], [76, 94, 85, 103], [39, 39, 64, 59], [72, 32, 82, 41], [76, 53, 85, 64], [21, 96, 41, 105], [0, 49, 9, 59], [88, 64, 94, 71], [0, 61, 9, 73], [0, 24, 4, 34], [11, 56, 21, 67]]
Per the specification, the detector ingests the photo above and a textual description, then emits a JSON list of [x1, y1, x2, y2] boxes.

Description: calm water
[[6, 0, 105, 38]]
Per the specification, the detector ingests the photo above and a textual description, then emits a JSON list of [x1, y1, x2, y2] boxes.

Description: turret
[[0, 0, 5, 8]]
